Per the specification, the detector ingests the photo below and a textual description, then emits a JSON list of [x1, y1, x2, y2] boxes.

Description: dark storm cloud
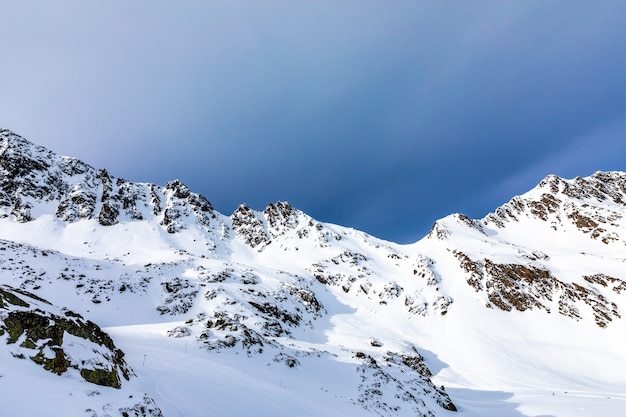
[[2, 1, 625, 242]]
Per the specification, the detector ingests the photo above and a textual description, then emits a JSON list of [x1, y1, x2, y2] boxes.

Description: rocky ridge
[[484, 172, 626, 244], [427, 171, 626, 327], [1, 129, 626, 416], [0, 128, 221, 239]]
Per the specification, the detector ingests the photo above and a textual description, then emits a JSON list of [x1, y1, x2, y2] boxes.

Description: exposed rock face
[[230, 200, 343, 251], [231, 204, 271, 249], [160, 179, 215, 233], [354, 348, 457, 416], [484, 172, 626, 244], [264, 201, 300, 237], [420, 172, 626, 328], [0, 130, 97, 222], [454, 251, 621, 327], [162, 262, 458, 413], [0, 129, 218, 234], [184, 267, 326, 353], [0, 285, 133, 388]]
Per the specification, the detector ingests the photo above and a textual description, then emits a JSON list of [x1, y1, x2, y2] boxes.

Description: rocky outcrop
[[0, 129, 217, 235], [160, 179, 215, 233], [0, 129, 97, 222], [484, 172, 626, 244], [175, 267, 326, 353], [354, 348, 456, 416], [231, 200, 339, 250], [454, 251, 621, 327], [264, 201, 300, 237], [231, 204, 271, 249], [0, 285, 133, 388]]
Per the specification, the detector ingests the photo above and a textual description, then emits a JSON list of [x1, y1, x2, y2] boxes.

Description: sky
[[2, 1, 626, 243]]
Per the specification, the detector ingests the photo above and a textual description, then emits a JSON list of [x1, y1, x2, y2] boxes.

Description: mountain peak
[[483, 172, 626, 244], [1, 130, 626, 416], [0, 130, 221, 238], [535, 171, 626, 205]]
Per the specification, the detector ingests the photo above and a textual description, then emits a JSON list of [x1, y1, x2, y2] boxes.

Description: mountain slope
[[0, 128, 625, 416], [425, 171, 626, 326], [0, 284, 163, 417]]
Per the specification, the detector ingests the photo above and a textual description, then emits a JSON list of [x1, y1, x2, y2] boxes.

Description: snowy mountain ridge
[[0, 129, 625, 417], [427, 171, 626, 328]]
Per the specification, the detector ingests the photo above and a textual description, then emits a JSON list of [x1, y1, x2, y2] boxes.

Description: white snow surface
[[0, 132, 625, 416]]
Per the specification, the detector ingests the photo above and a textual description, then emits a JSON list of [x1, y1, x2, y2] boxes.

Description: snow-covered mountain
[[0, 128, 625, 416]]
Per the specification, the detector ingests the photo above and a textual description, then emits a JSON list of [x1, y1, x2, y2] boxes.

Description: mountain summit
[[1, 129, 625, 417]]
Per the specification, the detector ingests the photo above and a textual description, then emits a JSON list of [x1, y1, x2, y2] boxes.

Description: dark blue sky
[[2, 1, 626, 243]]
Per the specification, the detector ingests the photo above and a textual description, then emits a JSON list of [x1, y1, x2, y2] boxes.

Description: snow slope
[[0, 129, 625, 416]]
